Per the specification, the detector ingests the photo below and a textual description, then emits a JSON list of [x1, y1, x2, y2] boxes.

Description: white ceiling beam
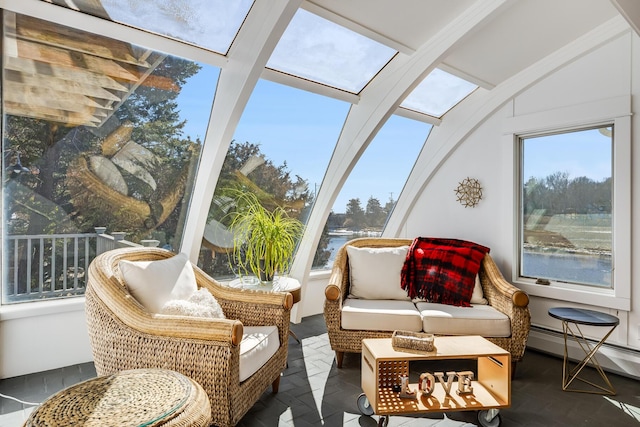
[[393, 107, 442, 126], [0, 0, 228, 68], [384, 15, 630, 236], [438, 62, 496, 91], [290, 0, 516, 307], [610, 0, 640, 36], [303, 0, 415, 55], [261, 68, 360, 104], [180, 0, 303, 261]]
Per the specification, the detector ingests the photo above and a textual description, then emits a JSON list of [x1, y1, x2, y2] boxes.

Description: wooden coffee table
[[359, 336, 511, 427]]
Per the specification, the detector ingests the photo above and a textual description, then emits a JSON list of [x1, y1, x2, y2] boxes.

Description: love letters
[[415, 371, 474, 396]]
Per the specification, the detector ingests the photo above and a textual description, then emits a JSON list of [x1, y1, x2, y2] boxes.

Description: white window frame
[[504, 96, 631, 311]]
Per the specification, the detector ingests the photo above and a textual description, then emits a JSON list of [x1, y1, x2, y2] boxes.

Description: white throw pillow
[[119, 252, 198, 313], [160, 288, 226, 319], [347, 245, 410, 300], [470, 274, 488, 305]]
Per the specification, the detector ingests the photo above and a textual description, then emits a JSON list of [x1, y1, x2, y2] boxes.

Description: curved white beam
[[611, 0, 640, 36], [384, 15, 630, 236], [181, 0, 302, 260], [290, 0, 513, 287]]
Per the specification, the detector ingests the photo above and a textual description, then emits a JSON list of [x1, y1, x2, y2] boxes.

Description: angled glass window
[[197, 79, 349, 279], [400, 68, 477, 118], [317, 115, 431, 269], [267, 9, 397, 93], [44, 0, 253, 54], [2, 13, 217, 303], [519, 126, 612, 288]]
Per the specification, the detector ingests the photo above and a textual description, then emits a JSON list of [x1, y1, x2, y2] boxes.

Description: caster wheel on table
[[477, 409, 501, 427], [356, 393, 374, 416], [377, 415, 389, 427]]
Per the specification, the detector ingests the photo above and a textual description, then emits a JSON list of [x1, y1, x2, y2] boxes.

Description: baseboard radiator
[[527, 325, 640, 380]]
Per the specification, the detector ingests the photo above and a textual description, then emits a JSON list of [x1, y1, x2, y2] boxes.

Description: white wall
[[404, 31, 640, 377], [0, 299, 93, 379]]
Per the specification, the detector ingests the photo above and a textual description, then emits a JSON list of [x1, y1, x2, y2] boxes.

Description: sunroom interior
[[1, 0, 640, 425]]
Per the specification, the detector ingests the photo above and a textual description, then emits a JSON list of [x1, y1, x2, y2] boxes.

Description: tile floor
[[1, 314, 639, 426]]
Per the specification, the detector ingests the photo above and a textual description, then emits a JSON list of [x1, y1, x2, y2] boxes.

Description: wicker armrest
[[87, 270, 243, 344], [325, 264, 343, 301], [479, 255, 531, 362], [193, 268, 292, 328], [481, 255, 529, 308]]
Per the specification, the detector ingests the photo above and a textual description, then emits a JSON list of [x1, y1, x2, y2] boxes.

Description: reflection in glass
[[520, 126, 613, 288], [2, 13, 216, 303], [46, 0, 254, 55], [198, 79, 348, 279]]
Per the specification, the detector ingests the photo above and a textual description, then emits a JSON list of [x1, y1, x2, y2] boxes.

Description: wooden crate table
[[359, 336, 511, 427]]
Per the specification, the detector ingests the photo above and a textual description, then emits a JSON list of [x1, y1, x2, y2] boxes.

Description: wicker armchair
[[324, 238, 531, 371], [85, 247, 293, 427]]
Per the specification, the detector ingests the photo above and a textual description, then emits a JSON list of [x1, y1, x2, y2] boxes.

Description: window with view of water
[[315, 115, 430, 270], [519, 126, 613, 288]]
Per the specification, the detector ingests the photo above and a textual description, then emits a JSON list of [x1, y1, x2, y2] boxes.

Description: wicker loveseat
[[324, 238, 531, 371], [85, 247, 293, 427]]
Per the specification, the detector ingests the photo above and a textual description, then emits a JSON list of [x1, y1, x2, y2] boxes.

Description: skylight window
[[400, 68, 478, 118], [55, 0, 253, 55], [267, 9, 397, 93]]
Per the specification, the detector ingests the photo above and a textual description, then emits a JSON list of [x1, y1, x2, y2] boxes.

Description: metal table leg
[[560, 320, 616, 395]]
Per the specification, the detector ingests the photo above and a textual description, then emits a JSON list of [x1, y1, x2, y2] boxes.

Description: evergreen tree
[[345, 198, 365, 229], [365, 196, 385, 229]]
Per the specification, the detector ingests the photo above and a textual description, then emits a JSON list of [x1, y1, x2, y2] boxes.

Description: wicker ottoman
[[24, 369, 211, 427]]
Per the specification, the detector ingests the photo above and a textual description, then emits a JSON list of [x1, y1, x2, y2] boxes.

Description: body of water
[[324, 235, 351, 268], [523, 251, 611, 287], [321, 237, 612, 288]]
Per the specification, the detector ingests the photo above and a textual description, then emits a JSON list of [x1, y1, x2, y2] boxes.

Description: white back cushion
[[119, 252, 198, 313], [347, 245, 410, 300]]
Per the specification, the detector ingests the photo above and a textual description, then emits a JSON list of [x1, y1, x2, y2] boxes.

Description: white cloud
[[402, 68, 477, 117], [267, 9, 396, 93]]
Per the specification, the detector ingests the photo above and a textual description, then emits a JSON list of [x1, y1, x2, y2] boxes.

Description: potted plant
[[228, 191, 304, 282]]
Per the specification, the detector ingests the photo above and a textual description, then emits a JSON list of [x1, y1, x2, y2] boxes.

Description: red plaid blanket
[[401, 237, 490, 307]]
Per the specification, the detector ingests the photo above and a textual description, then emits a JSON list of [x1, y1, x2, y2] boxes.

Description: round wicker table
[[24, 369, 211, 427]]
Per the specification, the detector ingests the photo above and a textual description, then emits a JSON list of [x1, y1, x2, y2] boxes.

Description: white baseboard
[[527, 326, 640, 380]]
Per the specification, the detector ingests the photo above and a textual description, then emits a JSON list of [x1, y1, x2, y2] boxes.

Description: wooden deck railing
[[2, 231, 140, 304]]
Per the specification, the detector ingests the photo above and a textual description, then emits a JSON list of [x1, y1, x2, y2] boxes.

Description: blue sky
[[523, 128, 611, 182], [178, 66, 610, 215], [123, 1, 482, 214], [177, 66, 430, 213]]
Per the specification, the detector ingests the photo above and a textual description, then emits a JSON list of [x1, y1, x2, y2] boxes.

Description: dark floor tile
[[1, 313, 639, 427]]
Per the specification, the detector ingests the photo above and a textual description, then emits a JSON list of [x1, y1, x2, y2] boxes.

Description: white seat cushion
[[239, 325, 280, 382], [341, 298, 422, 332], [416, 302, 511, 337]]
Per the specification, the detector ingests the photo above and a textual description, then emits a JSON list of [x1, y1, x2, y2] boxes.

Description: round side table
[[548, 307, 619, 395], [24, 369, 211, 427]]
